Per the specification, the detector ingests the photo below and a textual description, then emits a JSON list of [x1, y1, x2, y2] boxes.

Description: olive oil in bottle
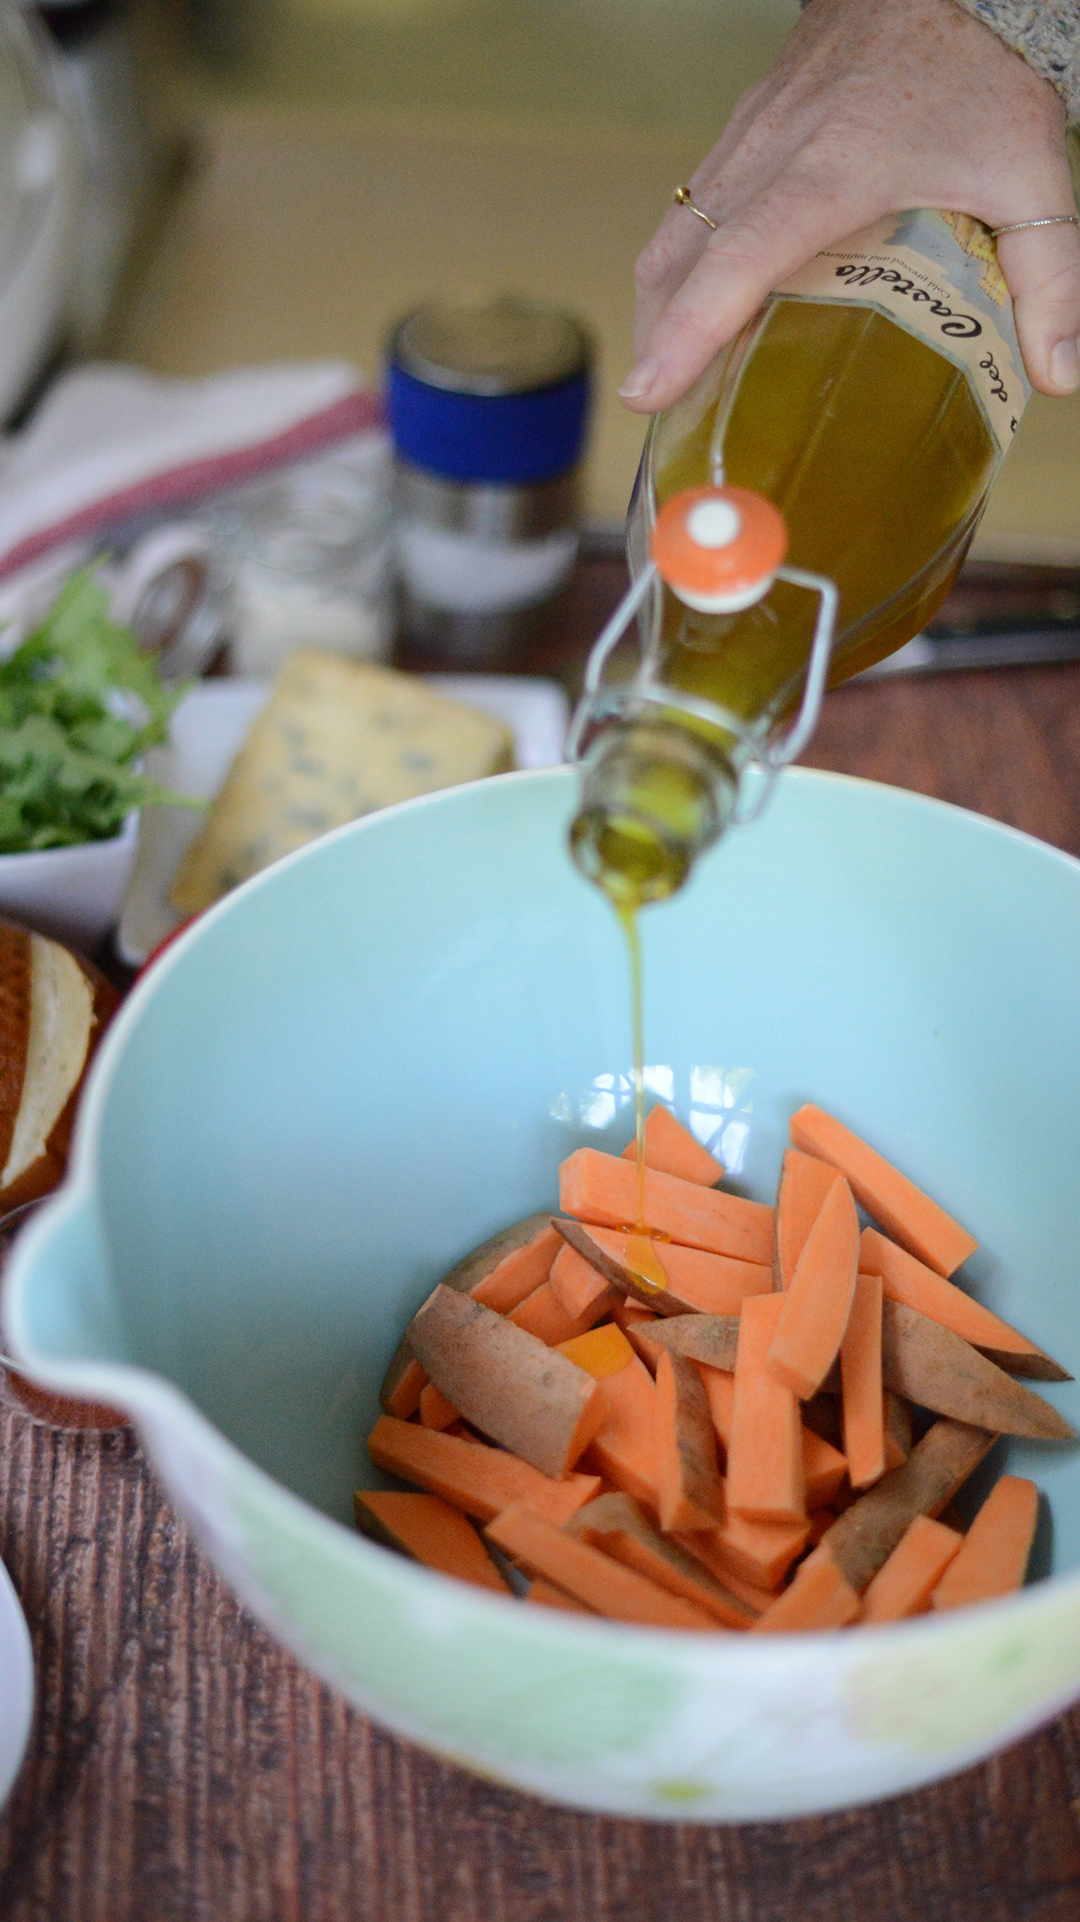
[[570, 210, 1030, 909]]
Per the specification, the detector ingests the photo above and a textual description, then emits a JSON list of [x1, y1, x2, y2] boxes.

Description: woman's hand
[[620, 0, 1080, 411]]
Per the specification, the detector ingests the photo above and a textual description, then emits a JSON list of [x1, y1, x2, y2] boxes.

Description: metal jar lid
[[390, 296, 591, 397], [386, 295, 593, 488]]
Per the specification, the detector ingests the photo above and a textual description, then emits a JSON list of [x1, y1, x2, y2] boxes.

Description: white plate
[[117, 673, 569, 967], [0, 1555, 32, 1812], [0, 812, 139, 954]]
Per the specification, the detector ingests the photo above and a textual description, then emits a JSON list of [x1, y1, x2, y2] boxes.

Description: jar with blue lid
[[387, 296, 592, 666]]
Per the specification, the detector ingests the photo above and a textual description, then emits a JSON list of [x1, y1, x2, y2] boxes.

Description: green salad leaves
[[0, 568, 194, 853]]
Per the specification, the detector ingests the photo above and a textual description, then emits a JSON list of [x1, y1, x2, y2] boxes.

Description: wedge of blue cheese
[[169, 649, 515, 913]]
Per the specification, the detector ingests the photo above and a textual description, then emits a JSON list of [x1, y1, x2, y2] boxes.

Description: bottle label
[[777, 210, 1030, 457]]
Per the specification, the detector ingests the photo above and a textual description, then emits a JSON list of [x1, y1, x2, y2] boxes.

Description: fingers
[[626, 193, 1080, 411], [621, 175, 859, 411], [621, 213, 788, 410], [632, 107, 773, 356], [632, 208, 713, 362], [996, 221, 1080, 396]]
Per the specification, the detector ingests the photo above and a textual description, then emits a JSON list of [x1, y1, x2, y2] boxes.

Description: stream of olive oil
[[615, 902, 669, 1294]]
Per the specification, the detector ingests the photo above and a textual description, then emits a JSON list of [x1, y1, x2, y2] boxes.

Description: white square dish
[[116, 674, 568, 966], [0, 812, 139, 954]]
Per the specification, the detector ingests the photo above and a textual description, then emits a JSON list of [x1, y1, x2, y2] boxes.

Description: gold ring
[[990, 214, 1079, 237], [673, 185, 718, 232]]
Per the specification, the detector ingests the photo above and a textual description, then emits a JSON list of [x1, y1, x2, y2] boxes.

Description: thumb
[[997, 218, 1080, 396]]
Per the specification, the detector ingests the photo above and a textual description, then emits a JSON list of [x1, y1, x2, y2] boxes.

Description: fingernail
[[1049, 334, 1080, 393], [618, 358, 660, 401]]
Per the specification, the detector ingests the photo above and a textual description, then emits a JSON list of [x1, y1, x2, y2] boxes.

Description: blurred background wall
[[35, 0, 1080, 555], [181, 0, 798, 139]]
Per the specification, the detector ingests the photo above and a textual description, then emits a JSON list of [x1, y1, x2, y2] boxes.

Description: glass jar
[[217, 437, 394, 675]]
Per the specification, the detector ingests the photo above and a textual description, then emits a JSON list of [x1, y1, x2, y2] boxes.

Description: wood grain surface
[[4, 569, 1080, 1920]]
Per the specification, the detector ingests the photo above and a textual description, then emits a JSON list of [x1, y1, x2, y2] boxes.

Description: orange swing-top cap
[[650, 485, 788, 613]]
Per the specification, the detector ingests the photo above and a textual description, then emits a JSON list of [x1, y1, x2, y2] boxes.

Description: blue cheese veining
[[169, 650, 515, 913]]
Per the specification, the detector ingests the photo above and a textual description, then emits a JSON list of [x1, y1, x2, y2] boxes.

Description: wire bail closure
[[566, 487, 839, 827]]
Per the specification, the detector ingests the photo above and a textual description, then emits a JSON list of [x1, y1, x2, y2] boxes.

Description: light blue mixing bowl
[[5, 764, 1080, 1821]]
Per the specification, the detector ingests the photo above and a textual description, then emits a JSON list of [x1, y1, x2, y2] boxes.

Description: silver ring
[[990, 214, 1079, 238], [673, 185, 718, 232]]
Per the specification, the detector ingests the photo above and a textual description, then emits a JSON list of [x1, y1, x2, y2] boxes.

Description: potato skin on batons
[[0, 918, 118, 1217], [379, 1213, 555, 1415]]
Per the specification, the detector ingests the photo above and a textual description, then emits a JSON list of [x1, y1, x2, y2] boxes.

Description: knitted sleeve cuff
[[950, 1, 1080, 121]]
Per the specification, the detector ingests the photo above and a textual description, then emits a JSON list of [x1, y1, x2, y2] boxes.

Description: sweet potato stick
[[407, 1287, 604, 1477], [642, 1314, 740, 1371], [486, 1506, 716, 1629], [549, 1243, 620, 1322], [727, 1294, 805, 1524], [354, 1490, 511, 1593], [766, 1176, 859, 1400], [803, 1431, 848, 1507], [509, 1281, 606, 1347], [419, 1382, 460, 1431], [931, 1475, 1040, 1610], [553, 1218, 770, 1318], [655, 1350, 724, 1532], [684, 1511, 811, 1592], [471, 1221, 564, 1312], [842, 1272, 885, 1489], [698, 1363, 845, 1501], [556, 1323, 636, 1378], [620, 1106, 724, 1186], [589, 1229, 772, 1315], [859, 1515, 962, 1624], [884, 1390, 913, 1471], [749, 1551, 860, 1632], [700, 1561, 777, 1613], [560, 1148, 774, 1264], [583, 1350, 661, 1514], [773, 1148, 839, 1290], [816, 1418, 996, 1594], [612, 1299, 665, 1372], [567, 1492, 756, 1625], [648, 1312, 839, 1396], [790, 1103, 978, 1277], [368, 1416, 602, 1526], [881, 1300, 1075, 1440], [553, 1218, 698, 1316], [526, 1578, 593, 1613], [382, 1356, 427, 1421], [379, 1214, 557, 1414], [862, 1228, 1068, 1380]]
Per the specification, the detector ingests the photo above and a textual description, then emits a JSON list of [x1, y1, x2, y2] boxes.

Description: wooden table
[[4, 562, 1080, 1921]]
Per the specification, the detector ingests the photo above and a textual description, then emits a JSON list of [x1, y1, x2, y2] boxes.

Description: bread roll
[[0, 920, 119, 1215]]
